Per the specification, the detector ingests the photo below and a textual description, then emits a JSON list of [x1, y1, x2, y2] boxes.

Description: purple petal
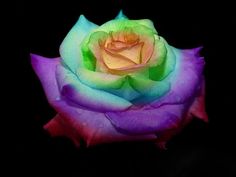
[[106, 103, 187, 134], [45, 100, 157, 146], [150, 47, 205, 108], [30, 54, 60, 103]]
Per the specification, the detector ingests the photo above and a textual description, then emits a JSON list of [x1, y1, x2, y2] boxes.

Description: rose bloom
[[31, 11, 207, 148]]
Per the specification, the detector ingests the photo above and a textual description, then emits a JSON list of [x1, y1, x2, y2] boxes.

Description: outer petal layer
[[31, 54, 157, 146], [106, 103, 187, 134], [44, 100, 157, 146], [30, 54, 60, 104]]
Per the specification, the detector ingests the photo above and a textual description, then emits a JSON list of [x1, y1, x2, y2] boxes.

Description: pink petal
[[188, 79, 208, 122]]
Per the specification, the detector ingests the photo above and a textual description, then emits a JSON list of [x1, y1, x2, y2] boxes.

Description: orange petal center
[[99, 30, 154, 74]]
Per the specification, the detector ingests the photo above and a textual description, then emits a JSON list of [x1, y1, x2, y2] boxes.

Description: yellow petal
[[118, 42, 143, 64], [102, 49, 136, 69]]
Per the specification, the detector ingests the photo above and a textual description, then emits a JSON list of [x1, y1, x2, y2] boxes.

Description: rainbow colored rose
[[31, 11, 208, 148]]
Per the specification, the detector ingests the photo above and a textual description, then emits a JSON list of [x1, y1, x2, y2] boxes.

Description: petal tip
[[30, 53, 41, 70], [155, 142, 167, 150], [194, 46, 203, 57], [30, 53, 39, 62], [77, 14, 94, 27], [29, 53, 36, 58], [44, 118, 63, 137], [115, 10, 128, 19], [195, 111, 208, 123], [78, 14, 86, 22]]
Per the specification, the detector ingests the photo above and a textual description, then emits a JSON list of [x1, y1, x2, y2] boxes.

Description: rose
[[31, 11, 208, 148]]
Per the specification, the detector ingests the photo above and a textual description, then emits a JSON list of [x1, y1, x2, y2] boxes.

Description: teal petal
[[77, 68, 142, 101], [127, 74, 170, 104], [59, 15, 98, 73], [107, 78, 141, 101], [115, 10, 128, 19]]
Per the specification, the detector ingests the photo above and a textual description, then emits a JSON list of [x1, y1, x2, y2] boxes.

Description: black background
[[13, 0, 236, 176]]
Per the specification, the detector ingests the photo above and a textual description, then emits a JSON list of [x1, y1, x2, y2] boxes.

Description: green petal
[[80, 43, 97, 71], [131, 24, 155, 37], [149, 37, 176, 81], [133, 19, 157, 34], [93, 19, 156, 35], [81, 31, 109, 71], [77, 68, 125, 90], [60, 15, 98, 73]]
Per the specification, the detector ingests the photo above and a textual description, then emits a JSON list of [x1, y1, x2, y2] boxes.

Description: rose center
[[101, 31, 145, 70]]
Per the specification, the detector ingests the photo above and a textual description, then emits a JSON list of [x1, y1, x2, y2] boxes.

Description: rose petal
[[188, 79, 208, 122], [77, 68, 125, 90], [149, 37, 176, 81], [151, 47, 205, 107], [106, 103, 187, 134], [56, 65, 133, 112], [148, 36, 167, 67], [122, 25, 155, 64], [139, 35, 155, 64], [102, 48, 136, 69], [92, 19, 155, 36], [116, 42, 143, 64], [83, 31, 110, 72], [45, 100, 157, 146], [60, 15, 98, 72], [115, 10, 128, 20], [106, 41, 129, 51], [133, 19, 158, 34], [128, 74, 170, 104], [44, 114, 82, 147], [30, 54, 60, 103], [77, 68, 141, 101]]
